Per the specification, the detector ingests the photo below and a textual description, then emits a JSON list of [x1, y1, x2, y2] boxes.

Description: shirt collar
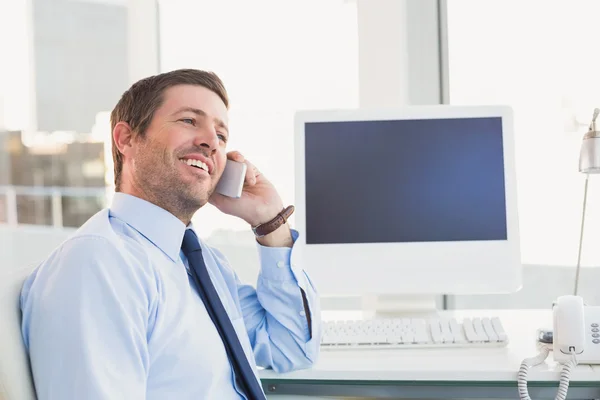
[[109, 192, 187, 262]]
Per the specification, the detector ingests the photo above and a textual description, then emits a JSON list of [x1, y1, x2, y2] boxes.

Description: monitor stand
[[362, 294, 440, 319]]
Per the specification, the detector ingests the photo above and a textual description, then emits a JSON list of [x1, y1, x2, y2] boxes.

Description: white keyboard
[[321, 316, 509, 349]]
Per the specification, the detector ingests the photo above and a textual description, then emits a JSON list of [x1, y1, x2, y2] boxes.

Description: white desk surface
[[259, 309, 600, 383]]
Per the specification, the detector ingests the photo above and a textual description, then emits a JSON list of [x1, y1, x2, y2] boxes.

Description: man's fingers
[[244, 161, 257, 185], [226, 150, 260, 185], [227, 151, 245, 163]]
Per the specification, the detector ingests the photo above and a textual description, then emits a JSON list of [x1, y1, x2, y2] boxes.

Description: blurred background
[[1, 0, 600, 309]]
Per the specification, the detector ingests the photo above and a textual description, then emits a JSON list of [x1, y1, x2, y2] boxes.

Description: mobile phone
[[215, 159, 247, 198]]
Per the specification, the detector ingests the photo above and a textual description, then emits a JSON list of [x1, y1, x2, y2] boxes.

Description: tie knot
[[181, 229, 202, 255]]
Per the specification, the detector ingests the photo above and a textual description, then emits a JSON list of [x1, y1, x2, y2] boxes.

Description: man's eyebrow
[[172, 107, 229, 133]]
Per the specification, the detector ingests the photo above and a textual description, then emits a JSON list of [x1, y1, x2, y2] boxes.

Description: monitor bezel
[[293, 105, 522, 295]]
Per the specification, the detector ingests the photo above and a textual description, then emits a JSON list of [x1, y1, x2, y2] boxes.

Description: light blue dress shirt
[[20, 193, 321, 399]]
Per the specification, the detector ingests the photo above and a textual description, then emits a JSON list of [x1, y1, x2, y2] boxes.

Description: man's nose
[[193, 126, 219, 153]]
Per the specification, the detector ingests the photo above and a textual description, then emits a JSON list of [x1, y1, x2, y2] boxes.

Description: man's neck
[[116, 187, 195, 226]]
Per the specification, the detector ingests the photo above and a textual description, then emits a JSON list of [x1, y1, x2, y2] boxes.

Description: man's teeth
[[181, 158, 208, 172]]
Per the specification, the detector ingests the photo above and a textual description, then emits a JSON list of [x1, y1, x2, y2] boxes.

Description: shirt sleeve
[[236, 230, 322, 373], [20, 235, 157, 400]]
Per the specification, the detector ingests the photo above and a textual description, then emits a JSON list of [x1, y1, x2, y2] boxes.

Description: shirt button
[[299, 310, 306, 317], [276, 261, 285, 268]]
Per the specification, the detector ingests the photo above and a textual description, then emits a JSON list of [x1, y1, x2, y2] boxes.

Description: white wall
[[0, 225, 73, 272], [452, 265, 600, 309], [357, 0, 444, 107]]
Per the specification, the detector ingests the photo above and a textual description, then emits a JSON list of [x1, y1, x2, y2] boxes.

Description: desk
[[259, 310, 600, 399]]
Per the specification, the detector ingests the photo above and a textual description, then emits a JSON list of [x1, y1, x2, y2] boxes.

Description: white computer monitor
[[293, 105, 522, 298]]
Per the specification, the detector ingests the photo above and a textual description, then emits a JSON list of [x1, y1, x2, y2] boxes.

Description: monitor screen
[[304, 117, 507, 245]]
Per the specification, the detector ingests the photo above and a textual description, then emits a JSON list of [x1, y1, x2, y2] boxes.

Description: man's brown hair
[[110, 69, 229, 191]]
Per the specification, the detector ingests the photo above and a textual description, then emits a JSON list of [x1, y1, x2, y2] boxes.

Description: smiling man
[[20, 69, 321, 400]]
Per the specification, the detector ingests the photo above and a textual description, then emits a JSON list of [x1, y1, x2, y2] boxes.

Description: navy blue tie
[[181, 229, 266, 400]]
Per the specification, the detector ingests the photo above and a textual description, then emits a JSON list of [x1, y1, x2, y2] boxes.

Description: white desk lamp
[[574, 108, 600, 295]]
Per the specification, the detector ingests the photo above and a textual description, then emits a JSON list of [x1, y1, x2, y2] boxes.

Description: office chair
[[0, 266, 37, 400]]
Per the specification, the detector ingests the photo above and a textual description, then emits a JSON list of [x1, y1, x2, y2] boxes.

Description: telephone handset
[[553, 295, 600, 364], [215, 159, 247, 198]]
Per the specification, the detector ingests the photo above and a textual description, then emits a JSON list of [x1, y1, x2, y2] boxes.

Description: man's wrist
[[251, 205, 295, 248], [246, 203, 284, 228], [251, 205, 294, 238], [256, 223, 293, 248]]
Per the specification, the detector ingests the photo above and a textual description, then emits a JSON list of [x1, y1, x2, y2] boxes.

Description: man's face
[[129, 84, 229, 213]]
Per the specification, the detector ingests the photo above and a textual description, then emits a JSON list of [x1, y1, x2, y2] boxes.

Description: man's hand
[[209, 151, 293, 247]]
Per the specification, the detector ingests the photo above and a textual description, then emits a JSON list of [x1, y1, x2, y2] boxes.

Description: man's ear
[[113, 122, 135, 157]]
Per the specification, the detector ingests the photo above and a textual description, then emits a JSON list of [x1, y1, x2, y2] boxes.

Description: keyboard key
[[449, 318, 467, 343], [472, 318, 488, 342], [439, 319, 454, 343], [482, 317, 499, 342], [491, 317, 508, 342], [462, 318, 480, 342]]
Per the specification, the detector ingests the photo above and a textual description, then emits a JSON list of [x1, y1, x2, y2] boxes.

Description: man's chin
[[172, 176, 214, 205], [186, 188, 211, 208]]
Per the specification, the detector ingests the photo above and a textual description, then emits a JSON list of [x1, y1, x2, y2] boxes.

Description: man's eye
[[180, 118, 195, 125], [217, 133, 228, 143]]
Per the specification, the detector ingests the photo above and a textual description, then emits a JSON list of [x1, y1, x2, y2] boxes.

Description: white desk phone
[[518, 295, 600, 400], [552, 295, 600, 364]]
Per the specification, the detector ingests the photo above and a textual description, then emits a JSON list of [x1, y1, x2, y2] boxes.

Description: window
[[158, 0, 359, 239], [447, 0, 600, 267], [0, 0, 126, 228]]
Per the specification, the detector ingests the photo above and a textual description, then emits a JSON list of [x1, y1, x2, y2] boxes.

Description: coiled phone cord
[[517, 345, 576, 400]]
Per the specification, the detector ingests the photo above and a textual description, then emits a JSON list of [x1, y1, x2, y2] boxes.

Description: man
[[20, 69, 321, 399]]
